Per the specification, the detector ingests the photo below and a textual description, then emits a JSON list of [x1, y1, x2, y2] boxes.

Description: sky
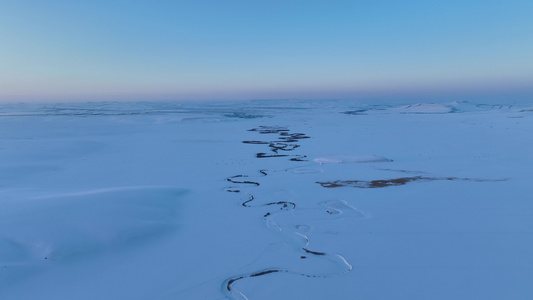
[[0, 0, 532, 102]]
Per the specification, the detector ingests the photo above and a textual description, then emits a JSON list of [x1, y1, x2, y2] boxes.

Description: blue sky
[[0, 0, 532, 102]]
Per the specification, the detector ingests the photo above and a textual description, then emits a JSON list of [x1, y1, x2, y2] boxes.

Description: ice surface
[[313, 155, 392, 164], [1, 100, 533, 299]]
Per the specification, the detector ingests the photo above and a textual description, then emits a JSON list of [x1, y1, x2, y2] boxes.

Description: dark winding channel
[[222, 125, 508, 299], [243, 126, 309, 161], [223, 126, 352, 299]]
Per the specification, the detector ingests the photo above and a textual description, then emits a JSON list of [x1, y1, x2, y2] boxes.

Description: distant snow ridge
[[391, 103, 454, 114], [313, 155, 392, 164]]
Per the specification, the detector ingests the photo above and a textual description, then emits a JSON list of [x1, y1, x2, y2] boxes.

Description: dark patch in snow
[[242, 193, 255, 207], [290, 155, 308, 162], [248, 126, 290, 134], [302, 248, 326, 256], [316, 176, 438, 188], [265, 201, 296, 210], [242, 140, 270, 145], [226, 175, 260, 186], [376, 168, 426, 174], [224, 112, 266, 119], [256, 153, 289, 158], [240, 193, 296, 210], [269, 142, 300, 153], [226, 270, 285, 293], [245, 126, 310, 161], [343, 109, 368, 115], [250, 269, 280, 277], [278, 132, 310, 140], [226, 276, 245, 291], [316, 176, 509, 188]]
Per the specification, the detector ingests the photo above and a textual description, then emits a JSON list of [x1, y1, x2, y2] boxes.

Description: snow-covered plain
[[1, 100, 532, 299]]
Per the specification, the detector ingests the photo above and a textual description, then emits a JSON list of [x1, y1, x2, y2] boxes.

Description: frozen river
[[1, 100, 532, 299]]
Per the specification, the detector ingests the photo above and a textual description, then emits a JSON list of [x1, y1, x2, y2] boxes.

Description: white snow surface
[[1, 100, 533, 299], [313, 155, 392, 164], [390, 103, 454, 114]]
